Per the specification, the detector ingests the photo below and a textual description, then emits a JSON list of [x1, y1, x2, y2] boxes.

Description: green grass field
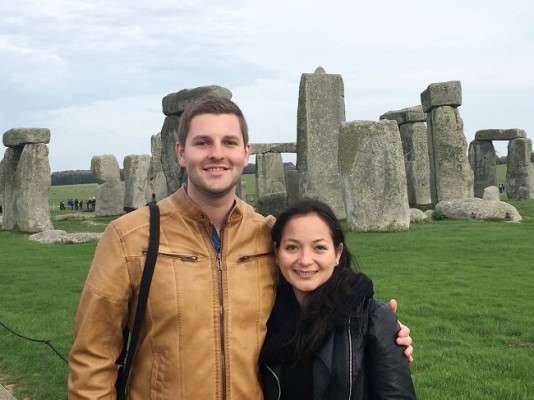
[[1, 176, 533, 399]]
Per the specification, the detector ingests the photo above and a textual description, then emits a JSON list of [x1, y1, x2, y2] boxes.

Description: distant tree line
[[51, 170, 125, 186]]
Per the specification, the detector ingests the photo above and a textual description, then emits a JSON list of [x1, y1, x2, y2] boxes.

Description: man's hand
[[388, 299, 414, 363]]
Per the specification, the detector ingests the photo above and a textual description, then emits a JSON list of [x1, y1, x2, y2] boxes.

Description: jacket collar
[[167, 186, 244, 230]]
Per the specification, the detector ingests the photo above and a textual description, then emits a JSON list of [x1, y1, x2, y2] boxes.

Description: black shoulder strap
[[122, 203, 160, 385]]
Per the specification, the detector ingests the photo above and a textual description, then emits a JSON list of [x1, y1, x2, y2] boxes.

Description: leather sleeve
[[67, 221, 131, 400], [365, 300, 416, 399]]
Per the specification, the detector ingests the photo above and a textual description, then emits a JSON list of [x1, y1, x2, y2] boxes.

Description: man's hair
[[177, 95, 249, 146]]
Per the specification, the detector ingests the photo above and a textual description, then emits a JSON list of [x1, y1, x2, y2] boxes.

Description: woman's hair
[[177, 95, 249, 146], [271, 198, 372, 359]]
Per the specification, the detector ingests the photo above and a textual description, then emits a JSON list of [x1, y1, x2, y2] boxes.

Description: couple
[[68, 95, 416, 399]]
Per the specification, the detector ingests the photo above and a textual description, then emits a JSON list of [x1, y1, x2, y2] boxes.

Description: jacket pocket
[[237, 251, 275, 263]]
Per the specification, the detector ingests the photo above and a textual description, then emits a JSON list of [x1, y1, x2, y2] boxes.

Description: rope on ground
[[0, 320, 68, 365]]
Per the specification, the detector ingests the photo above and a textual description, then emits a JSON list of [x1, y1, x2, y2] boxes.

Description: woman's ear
[[335, 243, 343, 265]]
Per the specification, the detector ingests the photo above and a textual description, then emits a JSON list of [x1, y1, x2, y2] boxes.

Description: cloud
[[1, 0, 533, 170]]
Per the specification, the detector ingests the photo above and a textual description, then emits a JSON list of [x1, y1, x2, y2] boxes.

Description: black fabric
[[280, 355, 313, 400], [116, 203, 160, 400]]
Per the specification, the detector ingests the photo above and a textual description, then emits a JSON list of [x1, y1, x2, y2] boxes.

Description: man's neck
[[186, 187, 236, 233]]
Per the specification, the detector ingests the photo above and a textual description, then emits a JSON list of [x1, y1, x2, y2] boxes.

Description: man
[[68, 95, 412, 399]]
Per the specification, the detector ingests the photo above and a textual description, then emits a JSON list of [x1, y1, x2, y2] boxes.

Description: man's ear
[[243, 144, 251, 167], [176, 142, 186, 167]]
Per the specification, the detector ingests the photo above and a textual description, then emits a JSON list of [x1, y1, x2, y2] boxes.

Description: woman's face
[[275, 213, 342, 305]]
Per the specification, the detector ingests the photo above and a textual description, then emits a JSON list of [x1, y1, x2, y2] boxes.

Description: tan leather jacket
[[68, 188, 278, 399]]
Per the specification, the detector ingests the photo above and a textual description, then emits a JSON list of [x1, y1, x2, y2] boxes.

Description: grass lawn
[[1, 182, 533, 399]]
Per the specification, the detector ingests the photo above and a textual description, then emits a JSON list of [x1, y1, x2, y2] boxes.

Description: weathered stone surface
[[421, 80, 462, 113], [145, 133, 168, 203], [55, 213, 95, 221], [482, 186, 500, 201], [435, 198, 522, 223], [475, 128, 526, 141], [123, 154, 151, 211], [400, 122, 431, 205], [469, 140, 496, 198], [255, 192, 287, 218], [1, 148, 20, 230], [339, 120, 410, 232], [506, 138, 534, 200], [160, 116, 185, 195], [91, 155, 123, 216], [426, 106, 474, 204], [297, 67, 346, 218], [3, 128, 50, 147], [250, 142, 297, 154], [285, 168, 300, 206], [255, 153, 286, 200], [28, 230, 103, 244], [0, 155, 6, 213], [162, 86, 232, 116], [380, 105, 426, 125], [410, 208, 429, 222], [13, 144, 53, 232]]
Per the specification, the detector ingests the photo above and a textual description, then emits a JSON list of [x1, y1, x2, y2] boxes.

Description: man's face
[[176, 113, 250, 202]]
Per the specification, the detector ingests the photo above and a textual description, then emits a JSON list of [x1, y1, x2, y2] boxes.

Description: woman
[[260, 199, 416, 399]]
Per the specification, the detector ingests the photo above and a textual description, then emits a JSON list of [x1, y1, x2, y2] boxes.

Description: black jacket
[[261, 298, 416, 400]]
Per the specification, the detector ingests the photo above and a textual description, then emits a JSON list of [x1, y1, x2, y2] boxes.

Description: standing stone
[[0, 155, 5, 217], [160, 86, 232, 195], [380, 106, 430, 205], [145, 133, 167, 203], [421, 81, 473, 204], [296, 67, 345, 218], [255, 153, 286, 199], [2, 127, 53, 233], [160, 116, 184, 195], [338, 120, 410, 232], [255, 153, 287, 216], [468, 140, 496, 198], [123, 154, 151, 212], [506, 138, 534, 200], [285, 167, 300, 206], [1, 147, 22, 230], [13, 144, 53, 232], [91, 155, 123, 216], [239, 180, 247, 200]]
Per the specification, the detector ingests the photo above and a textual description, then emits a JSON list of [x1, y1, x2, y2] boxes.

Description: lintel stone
[[3, 128, 50, 147], [250, 142, 297, 154], [421, 80, 462, 113], [379, 105, 426, 125], [162, 86, 232, 116], [475, 128, 526, 141]]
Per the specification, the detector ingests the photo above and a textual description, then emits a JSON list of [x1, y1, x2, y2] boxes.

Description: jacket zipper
[[347, 318, 353, 400], [142, 250, 197, 262], [237, 251, 274, 262], [265, 365, 281, 400], [216, 249, 227, 400]]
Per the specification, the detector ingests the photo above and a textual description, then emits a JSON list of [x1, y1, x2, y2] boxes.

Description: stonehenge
[[421, 80, 474, 204], [91, 154, 123, 217], [470, 129, 533, 200], [3, 73, 532, 236], [297, 67, 346, 218], [1, 128, 53, 233]]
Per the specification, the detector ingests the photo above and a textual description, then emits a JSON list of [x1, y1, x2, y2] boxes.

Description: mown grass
[[1, 183, 533, 399]]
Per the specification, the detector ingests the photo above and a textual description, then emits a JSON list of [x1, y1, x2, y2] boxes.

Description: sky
[[1, 0, 533, 172]]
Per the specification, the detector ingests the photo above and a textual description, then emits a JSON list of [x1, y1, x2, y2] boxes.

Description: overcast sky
[[1, 0, 533, 172]]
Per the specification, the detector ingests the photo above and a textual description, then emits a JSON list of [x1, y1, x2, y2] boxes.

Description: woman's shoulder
[[365, 298, 400, 337]]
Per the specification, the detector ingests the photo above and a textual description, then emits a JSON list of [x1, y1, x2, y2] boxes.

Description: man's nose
[[209, 142, 224, 159]]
